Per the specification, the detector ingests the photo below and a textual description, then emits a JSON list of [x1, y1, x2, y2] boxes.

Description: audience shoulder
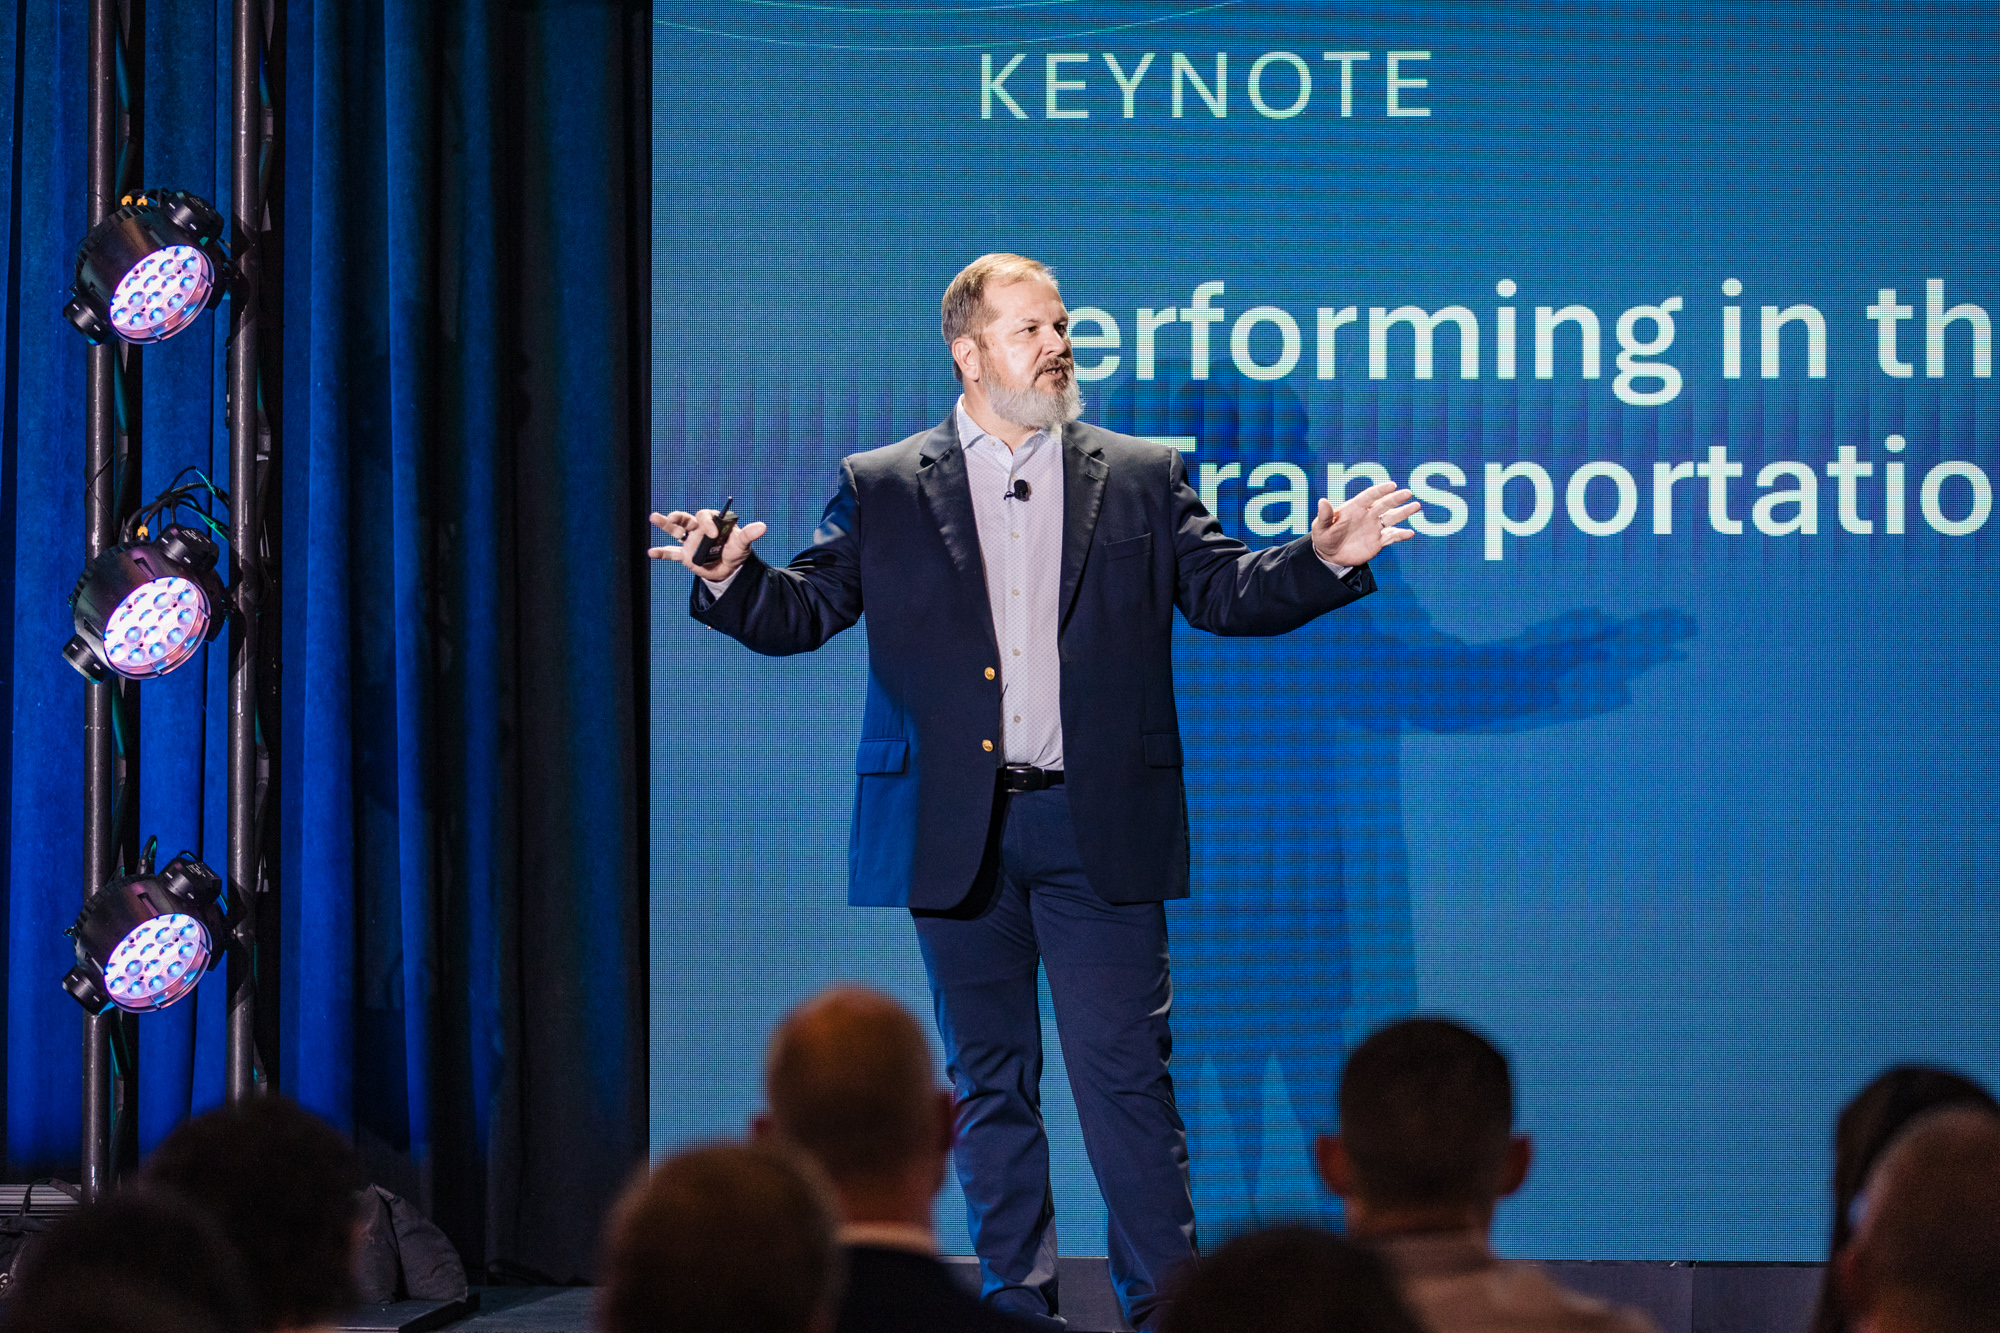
[[1548, 1275, 1664, 1333], [1403, 1258, 1662, 1333]]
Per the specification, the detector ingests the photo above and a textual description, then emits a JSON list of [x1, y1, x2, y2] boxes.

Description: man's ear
[[1499, 1135, 1532, 1198], [952, 334, 981, 384], [750, 1112, 776, 1144], [1834, 1242, 1872, 1325], [1314, 1133, 1356, 1197]]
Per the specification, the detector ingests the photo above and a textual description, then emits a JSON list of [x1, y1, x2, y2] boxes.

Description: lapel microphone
[[1006, 478, 1031, 501]]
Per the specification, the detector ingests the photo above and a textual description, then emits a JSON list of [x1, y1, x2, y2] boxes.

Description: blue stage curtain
[[0, 2, 92, 1185], [0, 0, 648, 1281]]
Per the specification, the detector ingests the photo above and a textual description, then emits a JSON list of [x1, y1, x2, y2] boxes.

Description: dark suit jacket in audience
[[837, 1245, 1030, 1333]]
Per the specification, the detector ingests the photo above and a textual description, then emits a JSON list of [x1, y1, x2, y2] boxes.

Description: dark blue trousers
[[912, 787, 1197, 1331]]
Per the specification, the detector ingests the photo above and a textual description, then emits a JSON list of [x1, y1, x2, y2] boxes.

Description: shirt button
[[1013, 715, 1021, 723], [1012, 648, 1021, 656], [1012, 589, 1020, 596], [982, 740, 994, 752], [984, 667, 995, 680]]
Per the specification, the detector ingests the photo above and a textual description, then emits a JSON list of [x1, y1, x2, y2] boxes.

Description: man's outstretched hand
[[648, 508, 768, 581], [1311, 481, 1421, 569]]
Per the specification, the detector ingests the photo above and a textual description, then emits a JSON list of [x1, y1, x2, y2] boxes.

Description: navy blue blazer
[[835, 1246, 1030, 1333], [693, 417, 1374, 910]]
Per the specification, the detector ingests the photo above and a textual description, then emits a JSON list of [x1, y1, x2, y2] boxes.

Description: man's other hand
[[648, 508, 768, 581], [1311, 482, 1420, 569]]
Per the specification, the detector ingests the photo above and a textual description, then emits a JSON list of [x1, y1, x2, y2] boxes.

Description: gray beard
[[987, 372, 1082, 433]]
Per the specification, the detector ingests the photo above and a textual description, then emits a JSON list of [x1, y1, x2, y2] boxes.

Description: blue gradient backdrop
[[648, 1, 1999, 1259]]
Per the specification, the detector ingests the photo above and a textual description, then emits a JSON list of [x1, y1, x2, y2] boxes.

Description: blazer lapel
[[1058, 423, 1109, 631], [916, 418, 985, 585]]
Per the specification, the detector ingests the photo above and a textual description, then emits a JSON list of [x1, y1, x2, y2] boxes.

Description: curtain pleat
[[2, 2, 90, 1181]]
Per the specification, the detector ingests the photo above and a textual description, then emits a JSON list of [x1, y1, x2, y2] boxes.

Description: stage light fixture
[[63, 524, 226, 683], [62, 188, 230, 345], [62, 849, 226, 1016]]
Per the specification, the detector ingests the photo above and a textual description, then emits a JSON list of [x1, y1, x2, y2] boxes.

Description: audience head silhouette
[[759, 985, 955, 1218], [599, 1142, 841, 1333], [8, 1189, 254, 1333], [1835, 1106, 2000, 1333], [1318, 1016, 1659, 1333], [1160, 1224, 1425, 1333], [1811, 1064, 1999, 1333], [1316, 1016, 1526, 1234], [142, 1096, 364, 1333], [755, 986, 1035, 1333]]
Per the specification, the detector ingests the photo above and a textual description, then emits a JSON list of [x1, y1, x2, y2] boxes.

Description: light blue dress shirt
[[956, 398, 1066, 768]]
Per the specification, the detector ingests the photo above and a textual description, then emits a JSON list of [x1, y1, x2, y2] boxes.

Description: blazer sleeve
[[690, 459, 865, 655], [1167, 450, 1374, 635]]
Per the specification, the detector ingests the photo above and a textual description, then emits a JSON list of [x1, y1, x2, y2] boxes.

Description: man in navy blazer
[[651, 254, 1418, 1330]]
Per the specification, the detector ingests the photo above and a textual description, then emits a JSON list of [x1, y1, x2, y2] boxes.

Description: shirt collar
[[954, 396, 1059, 466], [837, 1221, 938, 1256], [1368, 1229, 1497, 1280]]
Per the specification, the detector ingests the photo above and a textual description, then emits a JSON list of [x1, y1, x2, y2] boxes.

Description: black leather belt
[[998, 764, 1064, 793]]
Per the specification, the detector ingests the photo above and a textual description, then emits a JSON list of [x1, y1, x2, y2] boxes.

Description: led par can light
[[64, 525, 227, 683], [63, 854, 227, 1016], [62, 189, 230, 346]]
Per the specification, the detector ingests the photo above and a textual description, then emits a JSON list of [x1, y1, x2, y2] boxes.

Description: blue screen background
[[648, 1, 2000, 1259]]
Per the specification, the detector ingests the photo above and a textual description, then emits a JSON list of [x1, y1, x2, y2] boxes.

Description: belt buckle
[[1000, 764, 1043, 794]]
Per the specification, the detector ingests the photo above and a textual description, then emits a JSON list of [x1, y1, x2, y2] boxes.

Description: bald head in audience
[[758, 985, 957, 1229], [1837, 1106, 2000, 1333], [754, 987, 1034, 1333]]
